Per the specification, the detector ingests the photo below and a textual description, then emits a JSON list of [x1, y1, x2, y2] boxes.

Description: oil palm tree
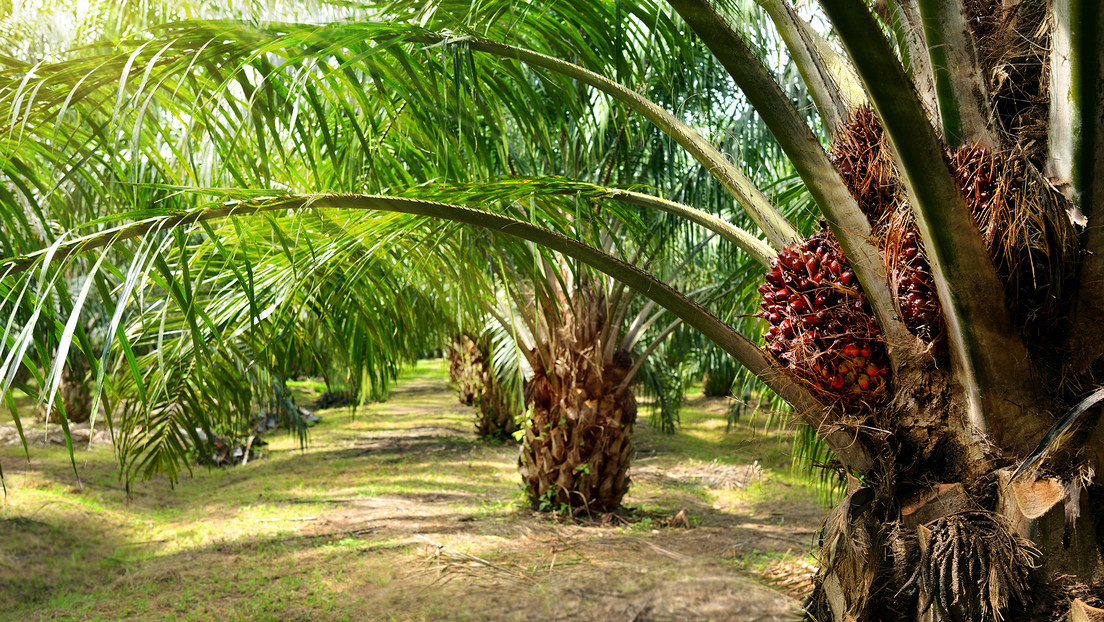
[[502, 230, 736, 513], [446, 329, 523, 440], [3, 0, 1103, 619]]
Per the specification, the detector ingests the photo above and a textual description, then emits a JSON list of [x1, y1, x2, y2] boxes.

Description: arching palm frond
[[0, 0, 855, 488]]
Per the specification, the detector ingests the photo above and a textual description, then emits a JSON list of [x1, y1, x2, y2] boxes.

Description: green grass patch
[[0, 358, 821, 620]]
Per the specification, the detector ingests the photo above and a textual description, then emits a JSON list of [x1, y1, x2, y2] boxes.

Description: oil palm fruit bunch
[[828, 106, 898, 224], [830, 107, 944, 342], [831, 108, 1075, 346], [758, 227, 889, 408], [882, 212, 943, 342]]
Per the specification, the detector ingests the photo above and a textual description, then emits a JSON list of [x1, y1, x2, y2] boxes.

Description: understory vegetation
[[0, 360, 820, 621]]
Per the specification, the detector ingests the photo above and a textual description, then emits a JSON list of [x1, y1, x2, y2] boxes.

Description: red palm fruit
[[760, 226, 890, 408], [780, 318, 795, 338]]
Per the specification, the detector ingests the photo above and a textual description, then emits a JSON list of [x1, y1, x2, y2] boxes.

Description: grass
[[0, 360, 822, 621]]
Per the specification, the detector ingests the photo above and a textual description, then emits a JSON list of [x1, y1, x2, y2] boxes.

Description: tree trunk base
[[519, 360, 636, 514]]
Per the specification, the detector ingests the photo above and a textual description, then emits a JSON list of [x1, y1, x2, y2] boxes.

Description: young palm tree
[[3, 0, 1103, 618], [504, 244, 721, 513]]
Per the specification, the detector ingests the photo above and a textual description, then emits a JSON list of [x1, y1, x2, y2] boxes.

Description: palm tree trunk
[[517, 284, 636, 514], [447, 333, 519, 440], [39, 360, 93, 424], [701, 367, 735, 397], [519, 354, 635, 514], [446, 333, 483, 406], [803, 359, 1104, 621]]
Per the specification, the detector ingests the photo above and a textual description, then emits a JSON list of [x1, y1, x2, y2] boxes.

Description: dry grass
[[0, 360, 823, 621]]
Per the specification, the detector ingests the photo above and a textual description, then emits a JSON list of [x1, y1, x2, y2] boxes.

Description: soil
[[0, 363, 823, 621]]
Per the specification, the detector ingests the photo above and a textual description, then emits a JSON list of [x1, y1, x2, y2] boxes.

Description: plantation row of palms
[[3, 0, 1103, 619]]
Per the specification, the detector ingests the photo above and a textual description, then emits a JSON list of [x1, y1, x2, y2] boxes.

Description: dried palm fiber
[[902, 512, 1038, 621], [518, 284, 636, 513], [887, 522, 921, 592], [969, 0, 1052, 165], [963, 0, 1003, 47], [758, 225, 890, 410], [805, 486, 879, 619]]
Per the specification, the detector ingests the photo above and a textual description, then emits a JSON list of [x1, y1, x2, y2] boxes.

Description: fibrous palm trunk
[[701, 367, 735, 397], [518, 286, 636, 514], [446, 333, 519, 440]]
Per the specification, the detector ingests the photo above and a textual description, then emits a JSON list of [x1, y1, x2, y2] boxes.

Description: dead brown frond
[[417, 534, 537, 586]]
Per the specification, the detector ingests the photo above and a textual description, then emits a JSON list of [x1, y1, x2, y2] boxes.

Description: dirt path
[[0, 362, 823, 621]]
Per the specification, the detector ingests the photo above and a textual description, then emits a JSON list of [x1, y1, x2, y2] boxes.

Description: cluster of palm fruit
[[829, 107, 944, 340], [880, 143, 1025, 340], [827, 107, 897, 223], [883, 217, 942, 341], [757, 227, 889, 407], [830, 108, 1074, 339], [760, 107, 1076, 406]]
